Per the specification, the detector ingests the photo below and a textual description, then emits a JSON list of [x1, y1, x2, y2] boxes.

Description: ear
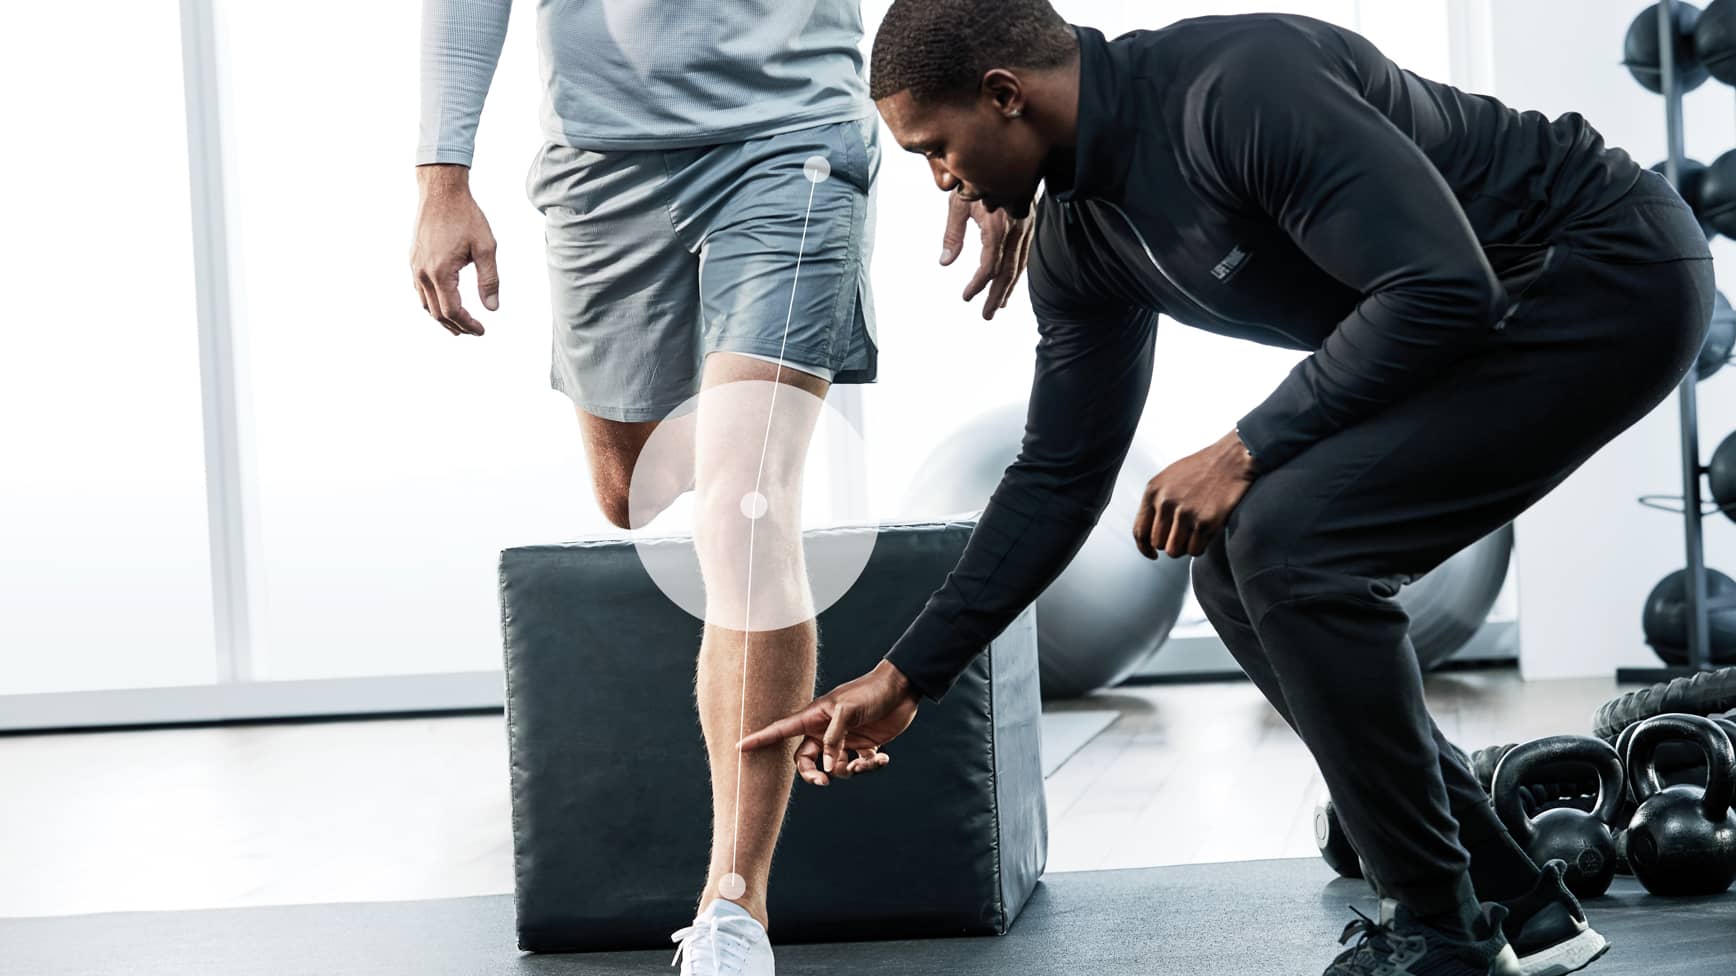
[[980, 68, 1025, 119]]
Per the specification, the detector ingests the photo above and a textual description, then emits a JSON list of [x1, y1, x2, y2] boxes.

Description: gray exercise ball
[[1401, 524, 1514, 670], [901, 403, 1191, 700]]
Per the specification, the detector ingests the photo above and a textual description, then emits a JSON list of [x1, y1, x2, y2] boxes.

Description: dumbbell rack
[[1620, 0, 1718, 683]]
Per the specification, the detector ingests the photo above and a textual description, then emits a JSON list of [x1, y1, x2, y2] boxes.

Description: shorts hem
[[706, 337, 846, 377], [549, 376, 691, 424]]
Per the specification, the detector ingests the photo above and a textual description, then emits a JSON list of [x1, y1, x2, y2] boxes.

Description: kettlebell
[[1623, 713, 1736, 895], [1315, 797, 1363, 879], [1611, 720, 1648, 876], [1491, 735, 1624, 898]]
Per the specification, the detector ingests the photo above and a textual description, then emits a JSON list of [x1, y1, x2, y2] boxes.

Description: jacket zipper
[[1093, 200, 1303, 341], [1078, 200, 1526, 339]]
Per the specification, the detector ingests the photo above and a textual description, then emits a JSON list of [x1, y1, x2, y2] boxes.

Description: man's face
[[877, 86, 1046, 219]]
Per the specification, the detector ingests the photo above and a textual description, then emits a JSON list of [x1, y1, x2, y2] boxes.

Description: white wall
[[1481, 1, 1736, 677]]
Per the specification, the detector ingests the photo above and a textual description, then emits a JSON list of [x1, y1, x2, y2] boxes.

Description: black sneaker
[[1324, 902, 1520, 975], [1498, 860, 1610, 976]]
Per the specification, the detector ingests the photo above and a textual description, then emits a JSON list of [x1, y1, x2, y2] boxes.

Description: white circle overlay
[[627, 379, 877, 631], [719, 872, 748, 900], [740, 490, 769, 521], [803, 155, 831, 183]]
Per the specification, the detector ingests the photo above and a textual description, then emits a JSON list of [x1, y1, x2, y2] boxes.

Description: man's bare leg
[[688, 352, 829, 933]]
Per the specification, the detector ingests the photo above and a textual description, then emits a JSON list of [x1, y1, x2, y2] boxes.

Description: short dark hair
[[869, 0, 1078, 104]]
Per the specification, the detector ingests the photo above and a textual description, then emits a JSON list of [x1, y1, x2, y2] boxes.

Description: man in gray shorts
[[408, 3, 1031, 974], [524, 117, 882, 420]]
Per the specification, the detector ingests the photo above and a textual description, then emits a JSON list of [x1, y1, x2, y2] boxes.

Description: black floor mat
[[3, 859, 1731, 974]]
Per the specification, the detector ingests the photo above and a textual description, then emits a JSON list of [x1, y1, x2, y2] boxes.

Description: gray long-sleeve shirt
[[418, 0, 873, 166]]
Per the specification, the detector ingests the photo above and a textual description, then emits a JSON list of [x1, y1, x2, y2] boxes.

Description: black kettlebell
[[1623, 713, 1736, 895], [1611, 720, 1648, 876], [1315, 797, 1363, 879], [1492, 735, 1624, 898]]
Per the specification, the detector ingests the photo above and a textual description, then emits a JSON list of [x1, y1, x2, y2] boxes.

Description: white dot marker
[[720, 872, 747, 900], [740, 490, 769, 521], [803, 155, 831, 183]]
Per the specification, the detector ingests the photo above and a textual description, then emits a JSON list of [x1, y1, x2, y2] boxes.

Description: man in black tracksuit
[[738, 5, 1714, 974]]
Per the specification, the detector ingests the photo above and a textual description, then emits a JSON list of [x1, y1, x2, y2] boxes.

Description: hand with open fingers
[[409, 188, 501, 337], [736, 659, 921, 787], [1132, 428, 1260, 560], [939, 190, 1036, 321]]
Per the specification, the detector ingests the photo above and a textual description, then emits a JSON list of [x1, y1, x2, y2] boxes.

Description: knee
[[596, 461, 693, 531], [692, 444, 801, 525], [1198, 513, 1302, 632], [594, 473, 687, 530], [1218, 510, 1359, 628], [596, 487, 633, 531], [1220, 507, 1287, 593], [690, 476, 810, 627], [691, 475, 801, 556], [1190, 536, 1239, 614]]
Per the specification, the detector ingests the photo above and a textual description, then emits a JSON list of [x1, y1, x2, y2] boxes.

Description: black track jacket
[[884, 14, 1646, 702]]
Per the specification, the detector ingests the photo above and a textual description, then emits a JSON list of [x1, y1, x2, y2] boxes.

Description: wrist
[[417, 163, 470, 197], [1227, 427, 1259, 477], [878, 659, 918, 701]]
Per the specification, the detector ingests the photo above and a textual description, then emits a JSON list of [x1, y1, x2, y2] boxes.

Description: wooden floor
[[0, 668, 1619, 919]]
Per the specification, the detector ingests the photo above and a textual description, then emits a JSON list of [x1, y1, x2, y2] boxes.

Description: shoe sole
[[1516, 928, 1610, 976]]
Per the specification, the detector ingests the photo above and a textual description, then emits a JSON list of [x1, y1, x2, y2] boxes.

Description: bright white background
[[0, 4, 218, 694], [1, 0, 1556, 699], [1487, 1, 1736, 678]]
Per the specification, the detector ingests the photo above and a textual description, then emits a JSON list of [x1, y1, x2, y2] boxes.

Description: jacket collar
[[1046, 24, 1137, 204]]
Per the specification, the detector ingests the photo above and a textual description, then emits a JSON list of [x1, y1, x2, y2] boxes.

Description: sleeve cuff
[[882, 610, 964, 705], [415, 147, 476, 167], [1235, 368, 1322, 474]]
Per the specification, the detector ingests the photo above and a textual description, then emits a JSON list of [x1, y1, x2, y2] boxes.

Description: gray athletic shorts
[[524, 116, 881, 423]]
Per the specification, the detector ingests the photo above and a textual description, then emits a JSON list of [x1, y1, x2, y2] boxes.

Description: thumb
[[475, 241, 500, 311], [821, 705, 851, 773]]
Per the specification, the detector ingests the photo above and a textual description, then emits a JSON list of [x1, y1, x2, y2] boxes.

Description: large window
[[0, 4, 217, 695], [212, 0, 607, 681]]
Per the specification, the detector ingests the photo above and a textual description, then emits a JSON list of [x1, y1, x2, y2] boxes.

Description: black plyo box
[[498, 518, 1047, 952]]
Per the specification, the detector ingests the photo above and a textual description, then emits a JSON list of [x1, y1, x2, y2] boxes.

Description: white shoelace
[[669, 912, 760, 976]]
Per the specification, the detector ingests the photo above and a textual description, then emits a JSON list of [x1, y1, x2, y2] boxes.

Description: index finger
[[963, 213, 1008, 302], [433, 269, 485, 336], [1132, 490, 1159, 560], [981, 251, 1019, 320], [738, 707, 821, 752], [940, 191, 970, 265], [1001, 219, 1035, 309]]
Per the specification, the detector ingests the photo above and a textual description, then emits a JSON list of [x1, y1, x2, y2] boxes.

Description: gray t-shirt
[[417, 0, 872, 166]]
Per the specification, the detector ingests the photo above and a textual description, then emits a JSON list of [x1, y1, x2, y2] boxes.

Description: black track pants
[[1190, 189, 1714, 920]]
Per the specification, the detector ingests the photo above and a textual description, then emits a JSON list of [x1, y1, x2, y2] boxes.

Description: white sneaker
[[669, 900, 775, 976]]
